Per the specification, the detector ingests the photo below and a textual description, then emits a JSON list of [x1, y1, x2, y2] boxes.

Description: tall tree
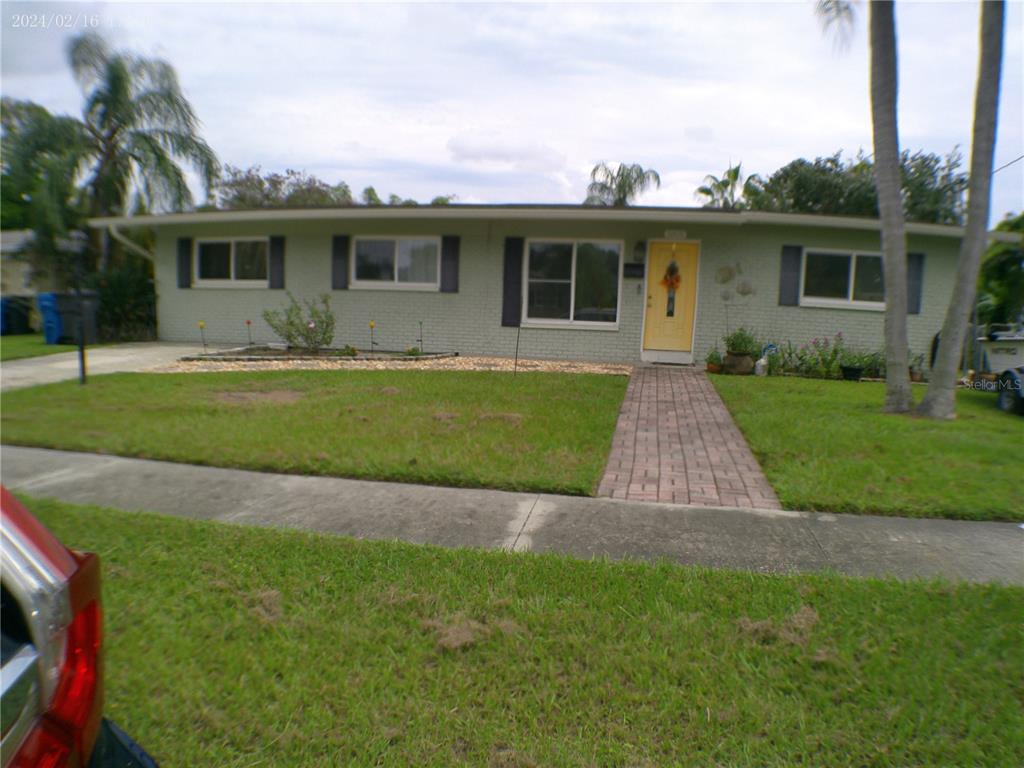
[[868, 1, 913, 413], [918, 1, 1006, 419], [695, 163, 751, 210], [583, 162, 660, 206], [67, 33, 219, 265], [2, 100, 91, 288], [976, 214, 1024, 327], [216, 165, 353, 209], [816, 0, 911, 413]]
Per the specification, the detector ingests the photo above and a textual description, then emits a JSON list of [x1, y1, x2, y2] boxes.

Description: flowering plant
[[262, 292, 335, 352]]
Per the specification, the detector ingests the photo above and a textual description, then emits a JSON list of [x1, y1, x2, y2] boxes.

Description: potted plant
[[910, 353, 926, 382], [839, 349, 865, 382], [723, 327, 759, 375], [705, 346, 723, 374]]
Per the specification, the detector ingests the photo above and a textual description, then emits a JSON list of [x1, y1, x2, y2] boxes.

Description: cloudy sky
[[3, 0, 1022, 222]]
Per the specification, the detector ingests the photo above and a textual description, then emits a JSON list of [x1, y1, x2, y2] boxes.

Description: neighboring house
[[87, 206, 1015, 364], [1, 229, 62, 297], [1, 230, 37, 296]]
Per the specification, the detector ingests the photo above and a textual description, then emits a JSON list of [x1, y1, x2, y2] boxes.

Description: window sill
[[800, 298, 885, 312], [191, 281, 269, 289], [349, 282, 440, 293], [520, 320, 620, 332]]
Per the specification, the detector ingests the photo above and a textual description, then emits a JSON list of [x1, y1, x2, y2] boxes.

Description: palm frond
[[67, 32, 111, 91]]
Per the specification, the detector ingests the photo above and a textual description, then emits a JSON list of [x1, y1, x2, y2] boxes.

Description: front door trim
[[639, 238, 701, 364]]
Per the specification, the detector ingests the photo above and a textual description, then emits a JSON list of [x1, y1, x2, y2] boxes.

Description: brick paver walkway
[[598, 366, 782, 509]]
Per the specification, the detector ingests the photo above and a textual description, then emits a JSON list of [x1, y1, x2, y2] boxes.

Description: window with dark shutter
[[332, 235, 350, 290], [501, 237, 524, 327], [177, 237, 193, 288], [440, 235, 460, 293]]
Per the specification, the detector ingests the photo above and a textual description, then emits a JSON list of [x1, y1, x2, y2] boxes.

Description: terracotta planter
[[723, 352, 754, 375], [706, 363, 722, 374], [910, 370, 924, 382]]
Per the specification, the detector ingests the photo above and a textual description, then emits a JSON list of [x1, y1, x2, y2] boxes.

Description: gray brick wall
[[153, 217, 958, 364]]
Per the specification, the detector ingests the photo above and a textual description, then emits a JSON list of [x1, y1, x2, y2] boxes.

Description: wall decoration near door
[[661, 260, 681, 317]]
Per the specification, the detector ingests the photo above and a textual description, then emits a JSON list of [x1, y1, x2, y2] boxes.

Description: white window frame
[[799, 247, 885, 312], [193, 237, 270, 288], [349, 235, 442, 292], [521, 238, 624, 330]]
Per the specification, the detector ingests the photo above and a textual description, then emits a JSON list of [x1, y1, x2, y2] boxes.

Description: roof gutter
[[86, 207, 1019, 242], [106, 223, 155, 261]]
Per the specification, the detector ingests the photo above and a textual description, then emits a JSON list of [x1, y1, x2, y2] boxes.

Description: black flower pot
[[840, 365, 863, 382]]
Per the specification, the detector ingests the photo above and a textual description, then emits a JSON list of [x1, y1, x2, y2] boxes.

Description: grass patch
[[0, 333, 78, 361], [0, 370, 626, 495], [24, 496, 1024, 766], [711, 375, 1024, 521]]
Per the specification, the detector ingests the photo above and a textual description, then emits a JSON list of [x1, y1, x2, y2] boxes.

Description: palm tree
[[816, 1, 912, 413], [584, 162, 660, 206], [918, 1, 1006, 420], [695, 163, 751, 210], [67, 33, 219, 264]]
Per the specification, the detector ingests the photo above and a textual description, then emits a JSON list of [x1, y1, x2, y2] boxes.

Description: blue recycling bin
[[37, 293, 63, 344]]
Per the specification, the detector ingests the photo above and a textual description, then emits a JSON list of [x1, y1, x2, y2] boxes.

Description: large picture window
[[802, 249, 884, 307], [525, 240, 621, 325], [352, 237, 440, 289], [195, 239, 268, 286]]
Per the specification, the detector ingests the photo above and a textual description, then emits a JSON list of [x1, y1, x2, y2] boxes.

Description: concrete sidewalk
[[1, 446, 1021, 585], [1, 342, 211, 391]]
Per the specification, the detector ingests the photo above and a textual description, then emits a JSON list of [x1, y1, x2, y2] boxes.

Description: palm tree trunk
[[918, 0, 1004, 420], [870, 1, 912, 413]]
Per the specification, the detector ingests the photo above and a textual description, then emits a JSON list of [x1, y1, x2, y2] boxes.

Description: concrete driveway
[[1, 342, 209, 391]]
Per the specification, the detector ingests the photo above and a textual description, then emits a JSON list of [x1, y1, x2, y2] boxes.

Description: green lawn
[[24, 496, 1024, 767], [0, 370, 627, 496], [0, 333, 78, 361], [711, 376, 1024, 521]]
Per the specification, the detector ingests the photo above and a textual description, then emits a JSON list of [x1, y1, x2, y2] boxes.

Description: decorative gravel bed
[[152, 354, 633, 376], [179, 345, 455, 363]]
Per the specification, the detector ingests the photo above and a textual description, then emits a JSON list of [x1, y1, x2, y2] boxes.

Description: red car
[[1, 487, 157, 767]]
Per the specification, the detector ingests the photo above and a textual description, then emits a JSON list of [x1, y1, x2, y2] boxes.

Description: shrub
[[340, 344, 358, 357], [406, 346, 422, 357], [87, 260, 156, 341], [800, 334, 844, 378], [262, 292, 335, 352], [705, 346, 723, 365], [723, 327, 759, 356]]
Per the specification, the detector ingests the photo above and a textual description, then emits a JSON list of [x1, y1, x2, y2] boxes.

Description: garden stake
[[369, 319, 378, 351], [245, 319, 253, 346], [198, 320, 207, 353], [513, 323, 522, 377], [418, 321, 424, 352]]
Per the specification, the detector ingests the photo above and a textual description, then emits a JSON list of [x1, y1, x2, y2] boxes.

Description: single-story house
[[88, 205, 1012, 364]]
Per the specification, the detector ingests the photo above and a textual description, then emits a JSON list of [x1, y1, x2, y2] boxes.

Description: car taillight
[[3, 489, 104, 768], [51, 554, 104, 758]]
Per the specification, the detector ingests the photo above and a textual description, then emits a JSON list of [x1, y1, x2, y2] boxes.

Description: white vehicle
[[978, 324, 1024, 415]]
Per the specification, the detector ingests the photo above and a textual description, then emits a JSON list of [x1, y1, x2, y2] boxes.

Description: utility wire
[[992, 154, 1023, 175]]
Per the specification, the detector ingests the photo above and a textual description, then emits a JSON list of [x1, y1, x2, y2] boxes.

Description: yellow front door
[[643, 241, 699, 353]]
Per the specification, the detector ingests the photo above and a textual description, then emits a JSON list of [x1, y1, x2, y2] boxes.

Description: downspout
[[106, 223, 154, 261]]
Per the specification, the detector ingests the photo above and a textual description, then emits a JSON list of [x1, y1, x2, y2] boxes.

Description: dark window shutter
[[269, 236, 285, 289], [177, 237, 193, 289], [440, 235, 460, 293], [778, 244, 802, 306], [332, 235, 350, 290], [501, 237, 524, 327], [907, 252, 925, 315]]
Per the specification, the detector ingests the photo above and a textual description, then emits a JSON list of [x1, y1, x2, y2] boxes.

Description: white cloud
[[1, 0, 1020, 219]]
